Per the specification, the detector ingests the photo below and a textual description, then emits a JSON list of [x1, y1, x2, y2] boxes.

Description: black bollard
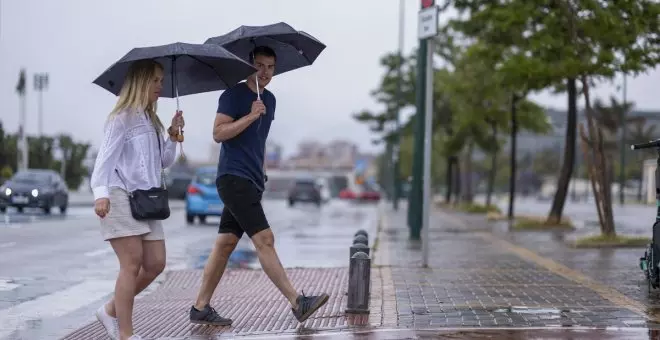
[[346, 251, 371, 314], [350, 242, 370, 258], [354, 229, 368, 238], [353, 234, 368, 246]]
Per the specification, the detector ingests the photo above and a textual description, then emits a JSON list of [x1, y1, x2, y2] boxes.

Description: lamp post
[[34, 73, 49, 137]]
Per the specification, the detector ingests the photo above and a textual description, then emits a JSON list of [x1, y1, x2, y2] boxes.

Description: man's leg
[[189, 206, 241, 326], [223, 177, 329, 323]]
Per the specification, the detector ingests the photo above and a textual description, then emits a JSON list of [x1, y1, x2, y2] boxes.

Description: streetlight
[[34, 73, 49, 137]]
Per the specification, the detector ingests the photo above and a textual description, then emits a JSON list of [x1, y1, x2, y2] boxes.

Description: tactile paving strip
[[62, 267, 362, 339]]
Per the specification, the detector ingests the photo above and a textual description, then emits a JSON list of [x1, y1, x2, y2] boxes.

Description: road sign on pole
[[418, 4, 439, 268], [418, 6, 438, 40]]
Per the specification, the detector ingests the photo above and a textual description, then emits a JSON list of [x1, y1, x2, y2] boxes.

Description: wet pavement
[[0, 199, 378, 340]]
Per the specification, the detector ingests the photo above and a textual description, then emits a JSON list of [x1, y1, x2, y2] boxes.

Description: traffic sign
[[421, 0, 434, 8], [418, 6, 438, 40]]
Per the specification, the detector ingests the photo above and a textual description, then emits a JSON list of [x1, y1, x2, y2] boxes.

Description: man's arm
[[212, 112, 258, 142]]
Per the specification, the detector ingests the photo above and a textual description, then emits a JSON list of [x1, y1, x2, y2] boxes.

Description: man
[[189, 46, 329, 326]]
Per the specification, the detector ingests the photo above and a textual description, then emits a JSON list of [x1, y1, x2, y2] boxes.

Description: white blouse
[[90, 108, 177, 201]]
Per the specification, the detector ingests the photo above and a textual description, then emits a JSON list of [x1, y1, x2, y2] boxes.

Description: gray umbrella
[[93, 42, 257, 108], [204, 22, 326, 77]]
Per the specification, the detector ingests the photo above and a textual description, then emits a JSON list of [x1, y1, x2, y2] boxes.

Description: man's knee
[[214, 234, 240, 256], [251, 229, 275, 251]]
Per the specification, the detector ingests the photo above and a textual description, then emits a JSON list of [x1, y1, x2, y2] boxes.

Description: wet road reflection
[[0, 198, 377, 340]]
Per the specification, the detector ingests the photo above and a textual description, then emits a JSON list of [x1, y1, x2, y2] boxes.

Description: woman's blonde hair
[[109, 59, 165, 133]]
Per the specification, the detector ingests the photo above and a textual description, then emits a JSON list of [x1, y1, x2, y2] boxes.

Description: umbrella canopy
[[93, 42, 257, 97], [204, 22, 326, 76]]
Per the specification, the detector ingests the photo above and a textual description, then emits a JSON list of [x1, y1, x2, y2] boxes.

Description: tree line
[[356, 0, 660, 237], [0, 121, 91, 190]]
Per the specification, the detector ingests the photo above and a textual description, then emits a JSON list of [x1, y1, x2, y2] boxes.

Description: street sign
[[418, 6, 438, 40], [421, 0, 435, 8]]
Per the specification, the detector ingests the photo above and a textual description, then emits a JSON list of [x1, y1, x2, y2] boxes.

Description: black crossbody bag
[[115, 124, 170, 221]]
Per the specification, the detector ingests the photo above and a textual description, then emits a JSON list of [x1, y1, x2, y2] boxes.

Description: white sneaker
[[127, 336, 143, 340], [95, 303, 119, 340]]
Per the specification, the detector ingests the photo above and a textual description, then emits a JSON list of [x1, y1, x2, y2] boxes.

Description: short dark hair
[[250, 46, 277, 63]]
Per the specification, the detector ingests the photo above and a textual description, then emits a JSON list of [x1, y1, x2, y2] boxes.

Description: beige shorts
[[99, 187, 165, 241]]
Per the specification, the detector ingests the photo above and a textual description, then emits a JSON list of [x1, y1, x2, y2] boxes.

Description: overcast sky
[[1, 0, 658, 161]]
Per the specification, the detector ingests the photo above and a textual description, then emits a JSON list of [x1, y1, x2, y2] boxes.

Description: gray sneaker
[[291, 292, 329, 323], [189, 304, 233, 326]]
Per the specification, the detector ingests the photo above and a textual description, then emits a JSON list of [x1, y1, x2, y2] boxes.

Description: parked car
[[339, 182, 381, 202], [185, 166, 223, 224], [287, 178, 322, 207], [0, 169, 69, 214]]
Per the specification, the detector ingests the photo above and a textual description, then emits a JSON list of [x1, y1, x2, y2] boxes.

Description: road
[[0, 199, 379, 340]]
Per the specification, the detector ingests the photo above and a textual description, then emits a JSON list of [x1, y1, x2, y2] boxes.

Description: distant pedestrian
[[189, 46, 329, 326], [90, 59, 185, 340]]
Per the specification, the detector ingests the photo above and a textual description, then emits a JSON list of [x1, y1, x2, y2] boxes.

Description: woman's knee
[[142, 240, 166, 276], [142, 255, 166, 276], [110, 236, 144, 276]]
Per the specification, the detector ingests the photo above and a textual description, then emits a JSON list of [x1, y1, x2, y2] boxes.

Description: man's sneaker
[[189, 304, 233, 326], [95, 304, 119, 340], [291, 292, 330, 323]]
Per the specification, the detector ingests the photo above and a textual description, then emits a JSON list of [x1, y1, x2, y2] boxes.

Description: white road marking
[[0, 280, 20, 292], [0, 242, 16, 249], [83, 248, 113, 257], [0, 279, 115, 339]]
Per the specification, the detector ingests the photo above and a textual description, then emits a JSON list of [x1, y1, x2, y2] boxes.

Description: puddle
[[492, 306, 574, 314]]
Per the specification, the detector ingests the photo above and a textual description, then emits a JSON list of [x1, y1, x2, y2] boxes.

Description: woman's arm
[[161, 127, 178, 168], [90, 116, 126, 200]]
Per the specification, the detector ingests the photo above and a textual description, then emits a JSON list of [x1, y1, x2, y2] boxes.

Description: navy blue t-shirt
[[216, 82, 275, 192]]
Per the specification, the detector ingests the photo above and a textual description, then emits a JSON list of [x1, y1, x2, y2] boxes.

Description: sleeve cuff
[[92, 186, 109, 200]]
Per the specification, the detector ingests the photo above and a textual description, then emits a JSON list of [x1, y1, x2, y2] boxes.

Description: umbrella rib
[[186, 54, 234, 87]]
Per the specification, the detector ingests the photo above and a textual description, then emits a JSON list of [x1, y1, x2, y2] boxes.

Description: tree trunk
[[486, 122, 498, 207], [454, 159, 462, 205], [508, 94, 519, 219], [445, 156, 454, 203], [547, 78, 577, 224], [463, 142, 475, 203], [579, 75, 616, 236]]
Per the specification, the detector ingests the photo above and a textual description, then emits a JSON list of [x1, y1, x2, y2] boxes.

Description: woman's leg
[[109, 235, 144, 340], [106, 240, 166, 317]]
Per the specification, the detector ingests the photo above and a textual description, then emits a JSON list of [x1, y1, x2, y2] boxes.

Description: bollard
[[353, 234, 368, 246], [354, 229, 368, 238], [350, 242, 370, 258], [346, 251, 371, 314]]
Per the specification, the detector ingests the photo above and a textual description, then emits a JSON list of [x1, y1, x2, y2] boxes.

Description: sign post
[[418, 1, 438, 268]]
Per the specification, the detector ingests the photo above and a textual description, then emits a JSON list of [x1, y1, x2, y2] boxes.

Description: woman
[[90, 59, 184, 340]]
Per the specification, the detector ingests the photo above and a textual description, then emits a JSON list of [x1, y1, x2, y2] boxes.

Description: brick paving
[[373, 207, 653, 329]]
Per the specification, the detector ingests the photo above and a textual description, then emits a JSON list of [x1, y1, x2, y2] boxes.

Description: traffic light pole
[[409, 1, 438, 241], [393, 0, 405, 211], [408, 40, 427, 240]]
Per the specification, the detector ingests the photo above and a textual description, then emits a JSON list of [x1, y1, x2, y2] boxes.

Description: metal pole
[[421, 38, 434, 268], [19, 94, 27, 171], [393, 0, 405, 211], [619, 72, 627, 205]]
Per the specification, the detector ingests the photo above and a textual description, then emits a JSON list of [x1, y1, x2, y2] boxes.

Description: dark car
[[287, 178, 322, 207], [0, 169, 69, 214]]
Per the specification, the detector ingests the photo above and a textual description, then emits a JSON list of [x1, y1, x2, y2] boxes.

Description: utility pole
[[392, 0, 405, 211], [16, 69, 28, 171], [34, 73, 49, 137]]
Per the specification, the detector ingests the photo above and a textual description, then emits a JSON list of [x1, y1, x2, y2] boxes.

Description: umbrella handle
[[256, 76, 261, 101]]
